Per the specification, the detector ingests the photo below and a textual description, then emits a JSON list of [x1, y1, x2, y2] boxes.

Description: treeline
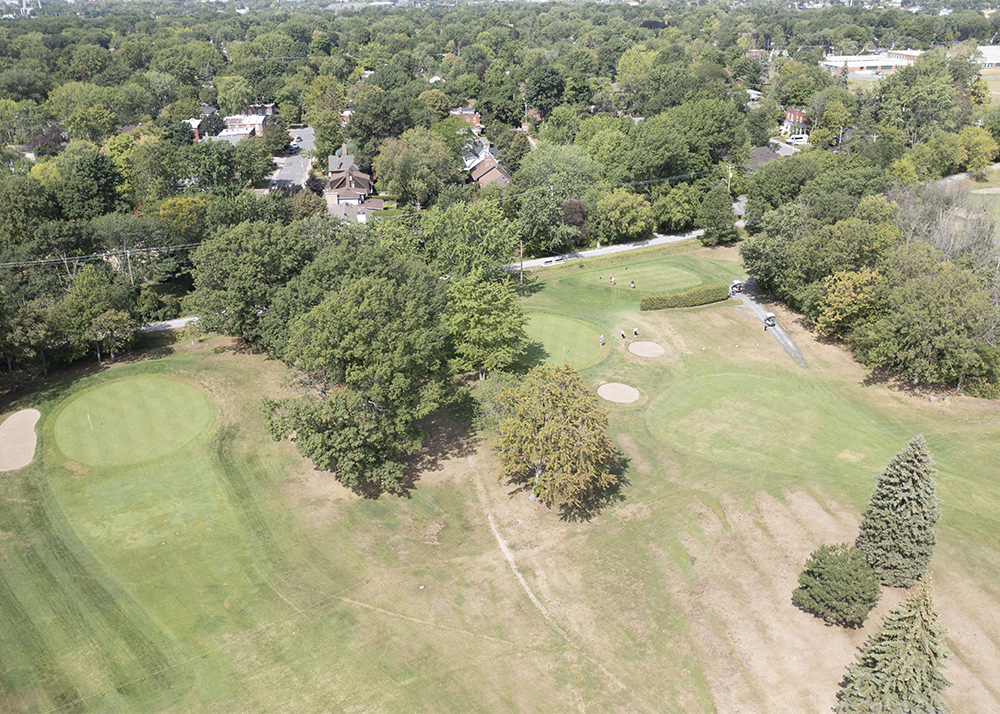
[[184, 213, 527, 493], [741, 180, 1000, 395]]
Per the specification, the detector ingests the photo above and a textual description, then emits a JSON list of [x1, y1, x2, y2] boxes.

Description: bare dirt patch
[[0, 409, 41, 471], [597, 382, 641, 403], [672, 490, 1000, 713], [628, 341, 668, 357]]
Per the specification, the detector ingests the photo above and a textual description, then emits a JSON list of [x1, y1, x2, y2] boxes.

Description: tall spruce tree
[[855, 435, 941, 587], [836, 583, 951, 714]]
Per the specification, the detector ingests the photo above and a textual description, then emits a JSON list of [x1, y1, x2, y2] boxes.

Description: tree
[[373, 127, 459, 207], [420, 199, 518, 276], [56, 263, 134, 359], [697, 181, 737, 245], [418, 88, 452, 120], [792, 544, 881, 628], [85, 309, 138, 363], [347, 89, 415, 170], [836, 584, 951, 714], [266, 256, 449, 492], [186, 222, 319, 346], [496, 363, 618, 508], [958, 126, 998, 179], [592, 189, 653, 245], [855, 435, 941, 588], [444, 270, 527, 379], [525, 65, 565, 119], [216, 75, 255, 116], [653, 183, 698, 233]]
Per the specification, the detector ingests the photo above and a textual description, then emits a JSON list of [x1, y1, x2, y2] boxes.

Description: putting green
[[524, 312, 605, 369], [583, 264, 702, 295], [54, 375, 215, 467]]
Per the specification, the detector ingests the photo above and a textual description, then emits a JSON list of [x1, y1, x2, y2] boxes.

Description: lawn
[[1, 240, 998, 713]]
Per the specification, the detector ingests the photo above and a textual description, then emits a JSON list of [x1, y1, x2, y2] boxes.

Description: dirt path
[[731, 279, 807, 368]]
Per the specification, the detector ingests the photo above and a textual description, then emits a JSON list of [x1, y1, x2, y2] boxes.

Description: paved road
[[512, 229, 705, 271], [730, 279, 807, 369], [270, 126, 315, 190], [140, 316, 198, 333]]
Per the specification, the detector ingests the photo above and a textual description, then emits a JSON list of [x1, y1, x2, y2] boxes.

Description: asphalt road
[[270, 126, 315, 190]]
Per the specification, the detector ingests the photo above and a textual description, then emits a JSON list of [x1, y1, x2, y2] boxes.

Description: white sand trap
[[628, 341, 666, 357], [597, 383, 640, 403], [0, 408, 41, 471]]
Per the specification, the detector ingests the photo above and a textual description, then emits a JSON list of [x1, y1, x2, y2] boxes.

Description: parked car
[[787, 134, 808, 146]]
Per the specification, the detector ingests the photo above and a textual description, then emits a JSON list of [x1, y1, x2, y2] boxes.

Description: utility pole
[[519, 240, 524, 289]]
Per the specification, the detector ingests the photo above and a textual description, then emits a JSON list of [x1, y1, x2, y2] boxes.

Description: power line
[[1, 165, 732, 270]]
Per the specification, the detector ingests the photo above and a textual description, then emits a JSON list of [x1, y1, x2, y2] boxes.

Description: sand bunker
[[628, 341, 666, 357], [0, 408, 41, 471], [597, 383, 640, 403]]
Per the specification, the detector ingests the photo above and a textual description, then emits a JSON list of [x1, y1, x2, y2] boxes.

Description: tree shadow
[[514, 340, 549, 371], [557, 453, 631, 523], [212, 338, 264, 356], [396, 408, 481, 496]]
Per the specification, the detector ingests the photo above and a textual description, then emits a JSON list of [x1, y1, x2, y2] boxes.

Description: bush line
[[639, 283, 730, 311]]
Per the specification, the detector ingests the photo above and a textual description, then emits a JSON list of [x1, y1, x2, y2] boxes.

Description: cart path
[[731, 279, 807, 369]]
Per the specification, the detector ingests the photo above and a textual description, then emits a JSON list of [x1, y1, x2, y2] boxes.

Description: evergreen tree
[[836, 584, 951, 714], [792, 543, 881, 628], [855, 435, 941, 587]]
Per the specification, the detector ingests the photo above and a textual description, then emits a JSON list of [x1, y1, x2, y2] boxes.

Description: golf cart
[[729, 279, 744, 296], [763, 312, 776, 330]]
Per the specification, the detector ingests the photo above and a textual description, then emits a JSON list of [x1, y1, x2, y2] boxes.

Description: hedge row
[[639, 283, 730, 311]]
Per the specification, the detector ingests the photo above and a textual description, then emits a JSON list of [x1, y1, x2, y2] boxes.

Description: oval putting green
[[522, 312, 606, 369], [54, 376, 215, 467]]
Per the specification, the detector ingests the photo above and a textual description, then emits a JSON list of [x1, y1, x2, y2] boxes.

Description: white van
[[787, 134, 808, 146]]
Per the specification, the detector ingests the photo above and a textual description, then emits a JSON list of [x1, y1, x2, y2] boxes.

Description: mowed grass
[[1, 240, 999, 712]]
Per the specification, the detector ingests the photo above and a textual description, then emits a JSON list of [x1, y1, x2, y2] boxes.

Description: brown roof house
[[325, 150, 383, 222], [470, 154, 511, 190]]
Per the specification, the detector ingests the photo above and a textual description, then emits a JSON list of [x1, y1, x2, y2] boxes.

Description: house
[[204, 128, 256, 145], [470, 155, 511, 190], [783, 107, 808, 135], [184, 117, 202, 142], [223, 114, 267, 134], [328, 152, 373, 203], [449, 107, 482, 134], [325, 194, 384, 222]]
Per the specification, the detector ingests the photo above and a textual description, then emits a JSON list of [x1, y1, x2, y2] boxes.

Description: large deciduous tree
[[592, 188, 653, 245], [855, 435, 941, 588], [496, 363, 617, 508], [443, 270, 527, 379], [373, 126, 459, 207], [836, 584, 951, 714], [186, 222, 319, 346], [265, 255, 449, 492]]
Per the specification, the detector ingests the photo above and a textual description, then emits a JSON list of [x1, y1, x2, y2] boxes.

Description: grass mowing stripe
[[0, 552, 80, 709], [21, 475, 180, 679], [212, 424, 285, 577]]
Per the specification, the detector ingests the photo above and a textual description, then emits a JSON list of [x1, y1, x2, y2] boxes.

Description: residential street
[[269, 126, 315, 189]]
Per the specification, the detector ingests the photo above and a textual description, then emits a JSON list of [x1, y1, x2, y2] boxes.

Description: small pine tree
[[836, 583, 951, 714], [855, 435, 941, 587], [792, 543, 881, 627]]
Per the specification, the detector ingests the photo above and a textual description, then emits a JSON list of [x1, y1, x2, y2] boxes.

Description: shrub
[[792, 543, 880, 627], [639, 283, 729, 311]]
